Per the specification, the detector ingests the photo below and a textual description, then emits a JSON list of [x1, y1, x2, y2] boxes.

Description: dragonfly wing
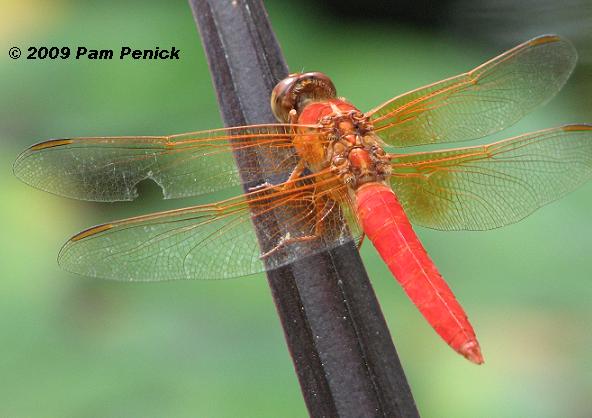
[[59, 175, 358, 281], [367, 35, 577, 147], [60, 200, 265, 280], [14, 125, 319, 202], [390, 125, 592, 230]]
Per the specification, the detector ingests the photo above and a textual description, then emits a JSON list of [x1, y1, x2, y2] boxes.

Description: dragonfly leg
[[248, 160, 306, 193], [282, 160, 306, 189], [248, 181, 274, 192], [260, 195, 335, 260], [357, 233, 366, 249], [251, 109, 304, 194], [259, 233, 319, 259]]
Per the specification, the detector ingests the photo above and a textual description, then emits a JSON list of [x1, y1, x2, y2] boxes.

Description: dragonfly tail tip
[[460, 341, 484, 365]]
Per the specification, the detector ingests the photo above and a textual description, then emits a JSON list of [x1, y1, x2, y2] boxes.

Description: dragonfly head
[[271, 72, 337, 122]]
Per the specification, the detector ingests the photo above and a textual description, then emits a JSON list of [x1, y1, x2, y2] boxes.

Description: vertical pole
[[189, 1, 420, 416]]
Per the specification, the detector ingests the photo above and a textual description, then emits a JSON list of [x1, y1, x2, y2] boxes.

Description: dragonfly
[[14, 34, 592, 364]]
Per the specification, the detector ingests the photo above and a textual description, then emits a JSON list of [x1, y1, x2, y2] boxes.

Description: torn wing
[[390, 125, 592, 230], [13, 124, 324, 202], [367, 35, 577, 147]]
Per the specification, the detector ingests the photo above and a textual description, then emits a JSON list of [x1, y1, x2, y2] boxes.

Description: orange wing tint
[[390, 125, 592, 230], [57, 171, 360, 281], [13, 124, 324, 202], [367, 35, 577, 147]]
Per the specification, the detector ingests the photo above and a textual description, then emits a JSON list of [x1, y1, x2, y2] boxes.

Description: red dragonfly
[[14, 35, 592, 364]]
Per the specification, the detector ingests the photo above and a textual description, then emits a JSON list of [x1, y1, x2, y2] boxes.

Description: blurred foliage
[[1, 0, 591, 417]]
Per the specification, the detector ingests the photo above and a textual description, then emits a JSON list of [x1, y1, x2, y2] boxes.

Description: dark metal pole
[[189, 1, 420, 416]]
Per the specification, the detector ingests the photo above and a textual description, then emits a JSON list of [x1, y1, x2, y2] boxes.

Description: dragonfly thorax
[[297, 98, 392, 189]]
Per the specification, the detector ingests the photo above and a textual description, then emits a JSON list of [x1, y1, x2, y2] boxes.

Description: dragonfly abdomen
[[355, 182, 484, 364]]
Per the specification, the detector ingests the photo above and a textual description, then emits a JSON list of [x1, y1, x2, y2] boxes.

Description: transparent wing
[[58, 172, 360, 281], [390, 125, 592, 230], [13, 124, 324, 202], [367, 35, 577, 147]]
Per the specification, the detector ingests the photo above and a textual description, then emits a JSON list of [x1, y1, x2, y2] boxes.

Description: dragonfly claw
[[259, 233, 319, 259], [248, 181, 273, 192]]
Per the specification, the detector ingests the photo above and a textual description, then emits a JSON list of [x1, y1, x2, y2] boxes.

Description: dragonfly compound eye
[[271, 72, 337, 122]]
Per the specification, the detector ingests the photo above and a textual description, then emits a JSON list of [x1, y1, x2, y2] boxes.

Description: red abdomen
[[355, 182, 483, 364]]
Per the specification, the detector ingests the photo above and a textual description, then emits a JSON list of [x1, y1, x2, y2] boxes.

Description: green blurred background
[[1, 0, 591, 417]]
